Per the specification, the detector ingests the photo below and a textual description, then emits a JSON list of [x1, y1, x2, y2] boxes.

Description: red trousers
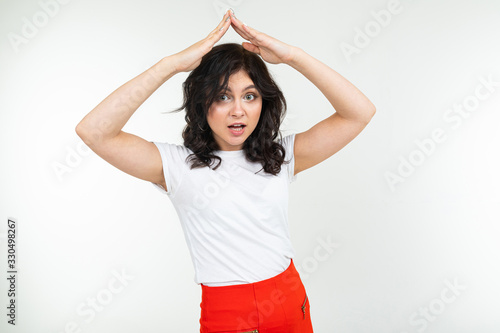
[[199, 259, 314, 333]]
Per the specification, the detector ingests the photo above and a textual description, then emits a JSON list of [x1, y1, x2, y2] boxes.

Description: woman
[[76, 9, 375, 332]]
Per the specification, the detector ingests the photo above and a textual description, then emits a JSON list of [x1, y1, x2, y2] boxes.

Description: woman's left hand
[[229, 11, 297, 65]]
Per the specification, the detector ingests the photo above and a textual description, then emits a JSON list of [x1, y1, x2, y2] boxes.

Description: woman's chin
[[218, 136, 247, 151]]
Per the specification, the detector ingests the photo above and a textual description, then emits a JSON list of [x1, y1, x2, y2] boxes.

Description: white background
[[1, 0, 499, 332]]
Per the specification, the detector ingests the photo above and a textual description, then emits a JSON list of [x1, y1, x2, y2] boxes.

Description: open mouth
[[228, 124, 246, 136], [228, 124, 246, 132]]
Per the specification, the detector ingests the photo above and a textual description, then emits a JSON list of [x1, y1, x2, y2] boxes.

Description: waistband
[[201, 258, 301, 294]]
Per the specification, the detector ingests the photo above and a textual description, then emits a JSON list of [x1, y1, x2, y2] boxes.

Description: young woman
[[76, 9, 375, 333]]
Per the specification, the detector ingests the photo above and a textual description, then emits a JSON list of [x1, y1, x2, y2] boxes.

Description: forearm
[[76, 56, 178, 142], [287, 47, 376, 122]]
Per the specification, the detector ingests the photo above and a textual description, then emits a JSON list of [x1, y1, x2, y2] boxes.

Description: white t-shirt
[[150, 133, 297, 286]]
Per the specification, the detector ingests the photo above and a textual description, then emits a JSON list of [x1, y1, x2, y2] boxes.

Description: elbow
[[365, 102, 376, 122], [75, 122, 82, 136], [359, 104, 376, 125], [75, 122, 87, 140], [369, 104, 376, 120], [75, 122, 96, 146]]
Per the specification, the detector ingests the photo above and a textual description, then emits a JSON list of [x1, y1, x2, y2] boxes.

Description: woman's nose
[[230, 100, 245, 117]]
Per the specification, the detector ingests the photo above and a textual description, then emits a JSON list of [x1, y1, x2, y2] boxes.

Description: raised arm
[[286, 48, 376, 174], [229, 13, 376, 175], [75, 10, 234, 191]]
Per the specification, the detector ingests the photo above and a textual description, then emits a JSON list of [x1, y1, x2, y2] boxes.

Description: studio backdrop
[[1, 0, 499, 332]]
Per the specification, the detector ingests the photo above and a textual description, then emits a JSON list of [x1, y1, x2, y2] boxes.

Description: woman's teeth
[[229, 125, 245, 131]]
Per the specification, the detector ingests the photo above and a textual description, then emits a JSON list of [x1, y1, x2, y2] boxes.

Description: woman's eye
[[245, 94, 256, 101], [219, 95, 229, 101]]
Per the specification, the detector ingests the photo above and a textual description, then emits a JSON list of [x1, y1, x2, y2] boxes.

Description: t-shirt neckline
[[215, 149, 244, 156]]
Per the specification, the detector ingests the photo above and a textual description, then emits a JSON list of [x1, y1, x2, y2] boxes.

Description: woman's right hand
[[171, 10, 233, 73]]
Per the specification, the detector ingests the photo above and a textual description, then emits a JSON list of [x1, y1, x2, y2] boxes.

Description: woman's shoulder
[[277, 133, 296, 153], [278, 132, 296, 143]]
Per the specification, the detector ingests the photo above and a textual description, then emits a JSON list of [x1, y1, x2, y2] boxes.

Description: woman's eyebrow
[[224, 85, 256, 92]]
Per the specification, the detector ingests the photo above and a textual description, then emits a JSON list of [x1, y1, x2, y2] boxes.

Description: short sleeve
[[150, 141, 190, 196], [279, 133, 297, 183]]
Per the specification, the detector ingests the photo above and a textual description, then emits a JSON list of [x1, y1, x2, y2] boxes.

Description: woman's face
[[207, 70, 262, 151]]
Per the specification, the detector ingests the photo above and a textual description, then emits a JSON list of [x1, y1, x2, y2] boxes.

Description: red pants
[[199, 259, 314, 332]]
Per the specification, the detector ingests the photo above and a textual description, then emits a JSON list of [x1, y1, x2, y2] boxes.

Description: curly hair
[[172, 43, 288, 175]]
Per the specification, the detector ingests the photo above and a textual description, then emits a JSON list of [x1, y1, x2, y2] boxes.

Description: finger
[[241, 23, 266, 44], [242, 23, 257, 35], [229, 13, 253, 40], [235, 19, 266, 47], [209, 10, 231, 39], [220, 10, 233, 32], [218, 10, 231, 29], [242, 42, 260, 55]]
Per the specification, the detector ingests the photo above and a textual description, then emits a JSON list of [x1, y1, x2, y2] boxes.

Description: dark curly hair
[[172, 43, 288, 175]]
